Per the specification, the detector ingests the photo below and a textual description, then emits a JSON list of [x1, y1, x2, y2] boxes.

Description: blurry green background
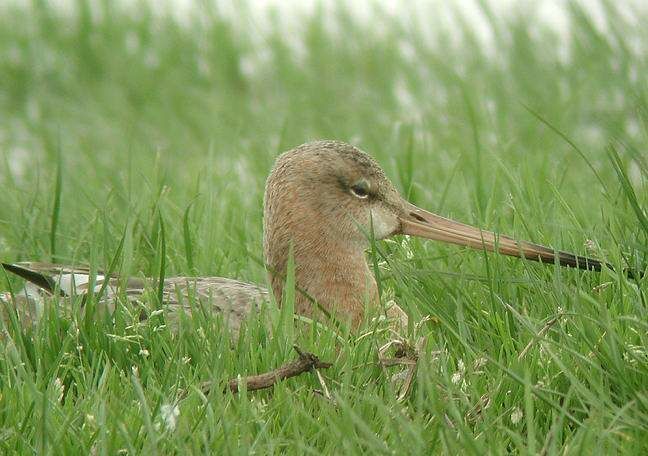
[[1, 0, 646, 279], [0, 0, 646, 453]]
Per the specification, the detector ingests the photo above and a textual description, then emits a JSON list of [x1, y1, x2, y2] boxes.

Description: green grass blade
[[156, 212, 166, 309], [182, 198, 197, 275], [50, 147, 63, 262], [607, 144, 648, 236]]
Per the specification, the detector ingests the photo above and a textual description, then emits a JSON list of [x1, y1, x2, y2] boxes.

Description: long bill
[[398, 202, 611, 274]]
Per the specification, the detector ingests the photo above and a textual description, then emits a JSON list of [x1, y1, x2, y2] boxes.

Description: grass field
[[1, 0, 647, 453]]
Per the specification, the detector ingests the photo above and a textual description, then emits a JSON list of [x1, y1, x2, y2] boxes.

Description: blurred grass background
[[0, 0, 647, 453]]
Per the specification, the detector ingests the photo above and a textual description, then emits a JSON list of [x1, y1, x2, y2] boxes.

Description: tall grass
[[0, 0, 646, 453]]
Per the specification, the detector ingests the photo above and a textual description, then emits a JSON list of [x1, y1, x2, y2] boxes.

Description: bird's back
[[1, 262, 269, 336]]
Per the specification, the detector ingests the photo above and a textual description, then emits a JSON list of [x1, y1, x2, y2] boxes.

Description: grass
[[0, 0, 647, 453]]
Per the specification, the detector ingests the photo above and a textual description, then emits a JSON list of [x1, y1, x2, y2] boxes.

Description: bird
[[1, 140, 617, 335]]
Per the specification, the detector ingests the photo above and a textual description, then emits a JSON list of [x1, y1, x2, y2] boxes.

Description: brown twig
[[396, 336, 426, 402], [200, 345, 332, 395]]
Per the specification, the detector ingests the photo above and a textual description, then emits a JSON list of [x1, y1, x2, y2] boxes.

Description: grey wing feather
[[1, 262, 270, 335], [153, 277, 270, 335]]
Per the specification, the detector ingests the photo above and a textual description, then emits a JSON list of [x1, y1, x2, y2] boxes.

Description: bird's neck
[[265, 234, 378, 328]]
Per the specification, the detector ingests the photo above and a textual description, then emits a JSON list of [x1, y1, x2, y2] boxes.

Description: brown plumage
[[2, 140, 616, 334]]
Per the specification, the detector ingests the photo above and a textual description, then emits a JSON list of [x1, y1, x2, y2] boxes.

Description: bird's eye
[[350, 180, 370, 199]]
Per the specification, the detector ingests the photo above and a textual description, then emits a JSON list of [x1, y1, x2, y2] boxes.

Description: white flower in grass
[[451, 359, 465, 384], [584, 239, 596, 253], [159, 403, 180, 432], [139, 349, 150, 357], [473, 357, 488, 371], [84, 414, 96, 431], [53, 378, 64, 403], [182, 356, 191, 364], [510, 407, 523, 424]]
